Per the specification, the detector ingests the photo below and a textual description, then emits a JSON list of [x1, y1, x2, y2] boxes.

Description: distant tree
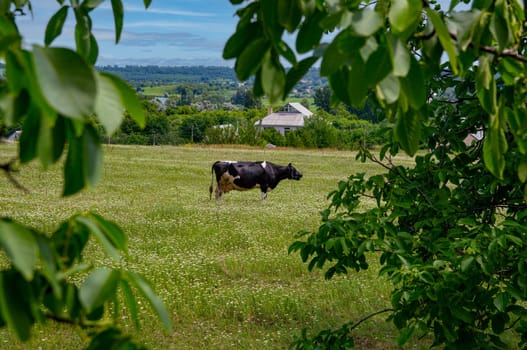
[[260, 128, 285, 146], [303, 115, 338, 148], [313, 86, 332, 113], [176, 86, 192, 105], [231, 87, 262, 109], [285, 130, 304, 148], [346, 98, 380, 123]]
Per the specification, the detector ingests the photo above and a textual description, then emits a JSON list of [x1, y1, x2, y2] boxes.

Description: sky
[[16, 0, 241, 66], [15, 1, 460, 68]]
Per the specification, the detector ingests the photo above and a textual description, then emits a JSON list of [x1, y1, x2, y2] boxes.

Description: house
[[463, 129, 484, 146], [4, 130, 21, 142], [255, 102, 313, 135]]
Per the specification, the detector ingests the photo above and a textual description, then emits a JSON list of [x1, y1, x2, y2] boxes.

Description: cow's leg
[[260, 183, 269, 203], [215, 185, 223, 200]]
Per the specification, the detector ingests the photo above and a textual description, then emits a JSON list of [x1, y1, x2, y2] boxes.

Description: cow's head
[[287, 163, 303, 180]]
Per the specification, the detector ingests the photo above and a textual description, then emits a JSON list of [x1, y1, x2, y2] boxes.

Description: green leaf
[[5, 50, 27, 94], [89, 213, 128, 253], [19, 107, 40, 164], [451, 307, 474, 323], [425, 8, 459, 75], [63, 132, 85, 196], [0, 220, 38, 281], [400, 57, 426, 109], [84, 125, 102, 187], [359, 36, 378, 62], [74, 10, 92, 61], [350, 8, 383, 37], [120, 280, 140, 328], [103, 72, 145, 128], [51, 116, 66, 163], [260, 0, 284, 43], [124, 271, 172, 332], [396, 325, 414, 346], [389, 0, 422, 38], [79, 268, 120, 313], [86, 33, 99, 65], [261, 52, 286, 104], [329, 68, 352, 107], [0, 271, 33, 341], [376, 74, 400, 104], [278, 0, 301, 33], [45, 6, 69, 46], [296, 10, 324, 53], [348, 61, 369, 108], [460, 256, 475, 272], [32, 46, 96, 119], [36, 110, 54, 169], [518, 158, 527, 183], [493, 292, 510, 312], [476, 55, 496, 114], [86, 328, 131, 350], [235, 38, 269, 81], [111, 0, 124, 44], [320, 32, 349, 77], [285, 56, 319, 97], [36, 236, 61, 299], [94, 73, 124, 135], [82, 0, 105, 11], [395, 109, 421, 156], [490, 8, 510, 51], [76, 216, 121, 261], [389, 36, 410, 77], [484, 110, 507, 179], [223, 22, 260, 59], [276, 40, 297, 65], [447, 10, 482, 51], [364, 44, 392, 87]]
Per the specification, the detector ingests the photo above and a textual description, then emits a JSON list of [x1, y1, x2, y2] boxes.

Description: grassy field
[[0, 144, 422, 349]]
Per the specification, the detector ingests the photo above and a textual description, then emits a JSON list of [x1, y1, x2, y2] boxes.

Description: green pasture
[[0, 144, 422, 349]]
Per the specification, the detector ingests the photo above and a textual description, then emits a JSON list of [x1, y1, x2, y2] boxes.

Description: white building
[[255, 102, 313, 135]]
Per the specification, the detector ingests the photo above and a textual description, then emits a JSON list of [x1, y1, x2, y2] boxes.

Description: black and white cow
[[209, 160, 303, 201]]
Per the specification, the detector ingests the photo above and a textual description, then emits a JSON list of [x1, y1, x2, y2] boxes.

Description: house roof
[[255, 102, 313, 127], [257, 113, 306, 127], [287, 102, 313, 117]]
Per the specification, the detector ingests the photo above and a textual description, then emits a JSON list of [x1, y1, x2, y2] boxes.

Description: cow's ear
[[288, 163, 292, 167]]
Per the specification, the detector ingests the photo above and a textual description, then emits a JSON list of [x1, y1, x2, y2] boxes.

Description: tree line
[[103, 91, 387, 150]]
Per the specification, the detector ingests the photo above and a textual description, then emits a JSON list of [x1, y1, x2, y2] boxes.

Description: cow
[[209, 160, 303, 202]]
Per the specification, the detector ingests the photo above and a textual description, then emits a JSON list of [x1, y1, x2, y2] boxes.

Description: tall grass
[[0, 143, 420, 349]]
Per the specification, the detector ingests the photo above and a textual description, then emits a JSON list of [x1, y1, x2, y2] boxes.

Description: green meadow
[[0, 143, 421, 349]]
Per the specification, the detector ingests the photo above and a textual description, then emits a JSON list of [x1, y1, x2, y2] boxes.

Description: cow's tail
[[209, 162, 216, 200]]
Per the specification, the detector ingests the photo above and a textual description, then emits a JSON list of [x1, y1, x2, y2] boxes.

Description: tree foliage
[[0, 1, 171, 348], [227, 0, 527, 348]]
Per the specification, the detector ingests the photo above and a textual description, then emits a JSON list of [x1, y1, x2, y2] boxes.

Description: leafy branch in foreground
[[0, 213, 171, 345], [227, 0, 527, 348], [0, 1, 171, 348], [290, 308, 394, 349]]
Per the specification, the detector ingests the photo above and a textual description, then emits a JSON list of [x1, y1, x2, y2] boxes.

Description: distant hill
[[97, 65, 325, 88], [97, 65, 238, 86]]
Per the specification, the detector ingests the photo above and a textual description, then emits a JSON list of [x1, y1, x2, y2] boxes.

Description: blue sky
[[17, 1, 240, 66], [16, 1, 460, 67]]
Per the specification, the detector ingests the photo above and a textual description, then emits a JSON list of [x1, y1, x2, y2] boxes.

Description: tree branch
[[1, 159, 29, 193], [371, 154, 435, 207], [414, 11, 527, 63], [348, 308, 394, 333]]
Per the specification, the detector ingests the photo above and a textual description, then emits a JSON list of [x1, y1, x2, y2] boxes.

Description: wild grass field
[[0, 143, 423, 349]]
